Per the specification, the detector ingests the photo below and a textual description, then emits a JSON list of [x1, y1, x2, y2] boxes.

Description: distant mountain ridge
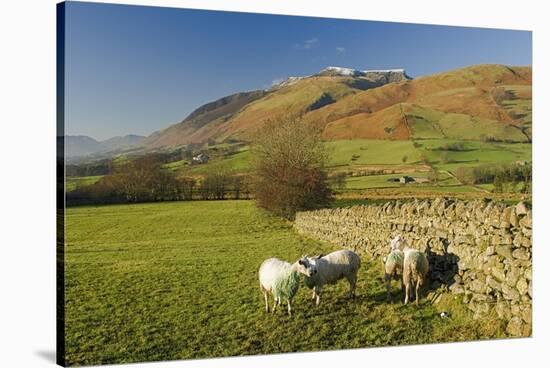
[[141, 63, 531, 148], [271, 67, 411, 89], [64, 134, 145, 158], [316, 66, 411, 82]]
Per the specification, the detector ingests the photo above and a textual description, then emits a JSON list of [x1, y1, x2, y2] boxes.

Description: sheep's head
[[390, 235, 407, 251], [297, 255, 322, 277]]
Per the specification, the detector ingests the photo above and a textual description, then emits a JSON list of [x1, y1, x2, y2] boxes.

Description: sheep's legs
[[315, 287, 321, 306], [263, 291, 269, 312], [404, 282, 410, 305], [272, 297, 279, 313], [385, 275, 391, 301], [311, 289, 316, 300], [415, 279, 422, 306], [347, 274, 357, 298], [287, 299, 292, 316]]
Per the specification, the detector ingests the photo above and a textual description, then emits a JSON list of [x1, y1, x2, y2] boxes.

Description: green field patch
[[326, 140, 422, 167], [66, 175, 103, 191], [418, 139, 531, 172], [385, 185, 482, 193], [344, 172, 426, 189], [406, 105, 526, 141], [183, 150, 252, 175], [476, 183, 495, 191], [342, 171, 460, 190], [162, 160, 189, 171]]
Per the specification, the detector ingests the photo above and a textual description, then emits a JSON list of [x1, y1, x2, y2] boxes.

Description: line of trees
[[66, 159, 112, 177], [198, 172, 250, 200], [66, 155, 250, 205], [455, 162, 531, 193]]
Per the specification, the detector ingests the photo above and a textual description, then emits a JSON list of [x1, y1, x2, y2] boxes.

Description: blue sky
[[64, 2, 532, 140]]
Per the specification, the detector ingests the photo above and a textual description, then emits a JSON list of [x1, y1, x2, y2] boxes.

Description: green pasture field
[[184, 150, 252, 175], [162, 159, 189, 171], [65, 176, 103, 192], [406, 104, 527, 141], [326, 139, 422, 167], [417, 139, 531, 173], [64, 200, 506, 365], [342, 171, 462, 190], [343, 172, 429, 190]]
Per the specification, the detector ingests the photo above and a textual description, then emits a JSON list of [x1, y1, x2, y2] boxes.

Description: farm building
[[387, 175, 416, 184], [192, 153, 209, 164]]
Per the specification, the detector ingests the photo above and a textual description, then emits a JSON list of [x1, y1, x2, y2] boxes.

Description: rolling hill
[[142, 68, 412, 148], [143, 90, 267, 148], [142, 64, 531, 149], [65, 134, 145, 158], [306, 64, 531, 141]]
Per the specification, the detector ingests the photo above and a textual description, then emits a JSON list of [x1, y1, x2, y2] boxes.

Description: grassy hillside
[[404, 104, 527, 141], [419, 139, 532, 172], [218, 76, 365, 140], [143, 90, 266, 148], [326, 139, 423, 166], [308, 65, 531, 142], [64, 201, 506, 365]]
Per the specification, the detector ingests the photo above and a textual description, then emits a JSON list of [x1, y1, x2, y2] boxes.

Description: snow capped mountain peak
[[363, 68, 406, 74], [270, 66, 411, 91], [322, 66, 361, 76], [317, 66, 410, 79]]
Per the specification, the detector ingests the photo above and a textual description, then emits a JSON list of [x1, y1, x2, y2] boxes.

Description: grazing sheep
[[402, 249, 429, 305], [300, 250, 361, 306], [258, 258, 311, 316], [383, 249, 405, 301]]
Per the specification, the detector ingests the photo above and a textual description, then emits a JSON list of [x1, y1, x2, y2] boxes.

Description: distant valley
[[64, 134, 145, 158]]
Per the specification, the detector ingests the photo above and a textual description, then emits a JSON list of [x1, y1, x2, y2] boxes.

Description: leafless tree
[[252, 116, 332, 219]]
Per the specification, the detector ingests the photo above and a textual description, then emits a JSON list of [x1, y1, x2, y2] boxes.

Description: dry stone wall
[[294, 198, 532, 336]]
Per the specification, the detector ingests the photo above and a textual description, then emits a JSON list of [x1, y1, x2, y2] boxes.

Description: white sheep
[[300, 249, 361, 306], [383, 249, 405, 301], [258, 257, 311, 316], [402, 248, 429, 305]]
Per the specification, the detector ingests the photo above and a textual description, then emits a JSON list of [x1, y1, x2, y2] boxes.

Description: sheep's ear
[[316, 254, 323, 259], [298, 259, 304, 266]]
